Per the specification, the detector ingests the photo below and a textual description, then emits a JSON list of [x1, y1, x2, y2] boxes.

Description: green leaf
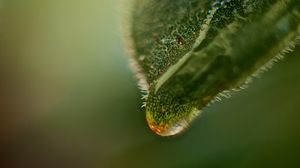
[[124, 0, 300, 136]]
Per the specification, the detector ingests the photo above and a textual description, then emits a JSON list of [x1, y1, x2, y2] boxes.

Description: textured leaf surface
[[125, 0, 300, 136]]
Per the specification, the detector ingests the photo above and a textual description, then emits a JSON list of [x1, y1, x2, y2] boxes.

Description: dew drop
[[146, 119, 189, 136]]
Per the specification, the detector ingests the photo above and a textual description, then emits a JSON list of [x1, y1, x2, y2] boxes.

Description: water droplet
[[146, 118, 189, 136]]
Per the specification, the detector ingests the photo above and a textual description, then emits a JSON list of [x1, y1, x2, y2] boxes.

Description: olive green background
[[1, 0, 299, 168]]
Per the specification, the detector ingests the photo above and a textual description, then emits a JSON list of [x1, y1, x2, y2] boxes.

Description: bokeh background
[[1, 0, 300, 168]]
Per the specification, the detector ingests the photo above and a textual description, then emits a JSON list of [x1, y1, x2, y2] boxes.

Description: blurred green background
[[1, 0, 300, 168]]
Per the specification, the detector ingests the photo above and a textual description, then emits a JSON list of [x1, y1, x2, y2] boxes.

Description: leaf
[[124, 0, 300, 136]]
